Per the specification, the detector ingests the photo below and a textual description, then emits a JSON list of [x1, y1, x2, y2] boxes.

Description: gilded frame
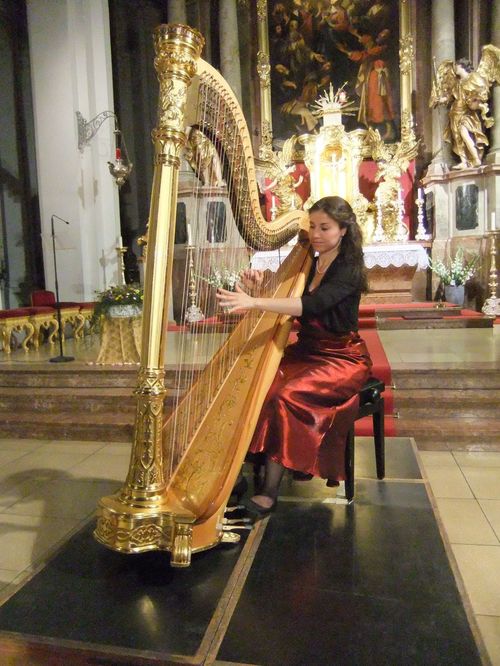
[[255, 0, 415, 156]]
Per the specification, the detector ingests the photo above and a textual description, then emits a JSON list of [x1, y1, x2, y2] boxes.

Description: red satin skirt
[[249, 325, 372, 481]]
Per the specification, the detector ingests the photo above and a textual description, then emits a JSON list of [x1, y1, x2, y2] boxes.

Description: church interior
[[0, 0, 499, 664]]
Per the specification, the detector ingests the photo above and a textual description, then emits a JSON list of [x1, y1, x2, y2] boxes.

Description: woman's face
[[309, 210, 346, 253]]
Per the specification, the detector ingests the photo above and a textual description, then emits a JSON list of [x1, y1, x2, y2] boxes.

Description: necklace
[[315, 261, 330, 274], [314, 238, 342, 274]]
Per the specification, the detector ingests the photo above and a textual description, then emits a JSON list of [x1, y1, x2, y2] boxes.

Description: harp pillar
[[95, 24, 205, 565]]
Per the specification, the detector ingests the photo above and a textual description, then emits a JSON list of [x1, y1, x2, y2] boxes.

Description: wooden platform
[[0, 439, 484, 665]]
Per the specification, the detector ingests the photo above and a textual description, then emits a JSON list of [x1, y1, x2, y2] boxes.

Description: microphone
[[51, 214, 71, 225], [49, 213, 74, 363]]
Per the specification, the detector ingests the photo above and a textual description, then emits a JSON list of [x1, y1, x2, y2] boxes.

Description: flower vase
[[444, 285, 465, 307], [108, 304, 142, 318]]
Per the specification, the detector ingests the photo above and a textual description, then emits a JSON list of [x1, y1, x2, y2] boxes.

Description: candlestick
[[186, 222, 193, 246], [491, 211, 496, 231], [270, 195, 277, 221], [415, 189, 430, 241], [372, 189, 386, 242], [185, 246, 204, 323], [395, 189, 408, 241], [481, 231, 499, 317]]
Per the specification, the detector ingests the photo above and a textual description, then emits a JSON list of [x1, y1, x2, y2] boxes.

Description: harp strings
[[164, 76, 285, 474]]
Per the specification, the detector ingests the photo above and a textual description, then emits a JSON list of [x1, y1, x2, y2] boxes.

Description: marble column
[[218, 0, 242, 103], [27, 0, 122, 301], [486, 0, 500, 163], [429, 0, 455, 173], [167, 0, 186, 24]]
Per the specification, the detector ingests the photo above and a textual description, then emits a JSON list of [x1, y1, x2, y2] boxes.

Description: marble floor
[[0, 327, 498, 663]]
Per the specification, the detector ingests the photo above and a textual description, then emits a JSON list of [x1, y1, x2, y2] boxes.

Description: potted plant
[[429, 248, 479, 305], [93, 283, 144, 321]]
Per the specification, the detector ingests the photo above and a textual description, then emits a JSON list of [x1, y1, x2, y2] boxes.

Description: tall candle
[[492, 211, 496, 231], [418, 187, 423, 200], [187, 222, 193, 246], [119, 235, 123, 248]]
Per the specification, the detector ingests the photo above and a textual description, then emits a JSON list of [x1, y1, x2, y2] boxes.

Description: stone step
[[377, 317, 493, 330], [0, 366, 138, 389], [395, 406, 498, 419], [0, 412, 134, 442], [396, 416, 500, 444], [0, 365, 201, 389], [0, 387, 182, 413], [393, 388, 500, 407], [391, 368, 500, 390]]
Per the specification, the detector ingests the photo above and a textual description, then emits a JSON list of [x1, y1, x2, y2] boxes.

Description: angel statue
[[366, 126, 419, 239], [260, 135, 304, 215], [430, 45, 500, 169]]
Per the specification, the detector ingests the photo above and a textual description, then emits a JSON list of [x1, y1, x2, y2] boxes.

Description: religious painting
[[455, 185, 479, 231], [265, 0, 401, 144]]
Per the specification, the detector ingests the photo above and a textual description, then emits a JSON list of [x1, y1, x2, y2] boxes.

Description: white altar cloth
[[252, 242, 429, 272]]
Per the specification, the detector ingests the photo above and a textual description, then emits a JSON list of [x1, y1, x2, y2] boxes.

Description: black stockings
[[260, 457, 285, 500]]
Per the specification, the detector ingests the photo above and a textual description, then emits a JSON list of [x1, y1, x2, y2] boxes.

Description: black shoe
[[292, 471, 313, 481], [326, 479, 340, 487], [244, 497, 277, 518]]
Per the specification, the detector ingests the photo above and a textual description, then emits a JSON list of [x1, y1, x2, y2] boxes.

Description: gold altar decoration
[[95, 315, 142, 365], [258, 134, 304, 216], [365, 120, 419, 240], [94, 24, 310, 567], [430, 45, 500, 169], [299, 85, 369, 230], [255, 0, 415, 161]]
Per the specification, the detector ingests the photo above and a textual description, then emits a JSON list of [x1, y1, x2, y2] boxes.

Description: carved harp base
[[94, 494, 226, 567]]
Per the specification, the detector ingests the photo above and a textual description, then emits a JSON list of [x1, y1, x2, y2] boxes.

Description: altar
[[251, 242, 429, 304]]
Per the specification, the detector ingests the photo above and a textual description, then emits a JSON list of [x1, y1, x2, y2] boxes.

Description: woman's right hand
[[239, 268, 264, 292]]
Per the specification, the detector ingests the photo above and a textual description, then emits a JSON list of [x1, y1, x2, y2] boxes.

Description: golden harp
[[94, 24, 311, 567]]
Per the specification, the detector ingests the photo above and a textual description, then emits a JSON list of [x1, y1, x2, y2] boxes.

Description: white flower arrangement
[[429, 248, 479, 286], [198, 266, 246, 291]]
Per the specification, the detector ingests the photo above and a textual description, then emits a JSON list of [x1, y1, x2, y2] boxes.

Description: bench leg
[[373, 397, 385, 479], [344, 427, 355, 501]]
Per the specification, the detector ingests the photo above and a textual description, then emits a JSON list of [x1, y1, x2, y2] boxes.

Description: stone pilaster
[[218, 0, 242, 103], [428, 0, 455, 174], [167, 0, 186, 24]]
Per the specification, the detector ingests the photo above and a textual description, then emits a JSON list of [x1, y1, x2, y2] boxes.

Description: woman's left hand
[[216, 284, 255, 312]]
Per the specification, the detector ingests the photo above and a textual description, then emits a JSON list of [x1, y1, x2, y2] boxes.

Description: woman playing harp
[[217, 196, 372, 514]]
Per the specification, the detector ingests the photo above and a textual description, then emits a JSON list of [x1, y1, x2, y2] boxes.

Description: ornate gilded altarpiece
[[255, 0, 415, 151]]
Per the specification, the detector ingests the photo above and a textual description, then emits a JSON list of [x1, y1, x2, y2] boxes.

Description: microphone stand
[[50, 214, 74, 363]]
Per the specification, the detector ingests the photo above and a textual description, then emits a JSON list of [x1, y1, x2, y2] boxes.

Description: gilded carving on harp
[[94, 23, 310, 567]]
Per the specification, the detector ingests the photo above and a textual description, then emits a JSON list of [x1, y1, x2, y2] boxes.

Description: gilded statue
[[261, 135, 303, 214], [366, 126, 419, 239], [430, 45, 500, 169], [185, 126, 225, 186]]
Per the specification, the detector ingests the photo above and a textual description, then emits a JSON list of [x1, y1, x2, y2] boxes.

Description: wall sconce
[[76, 110, 133, 187]]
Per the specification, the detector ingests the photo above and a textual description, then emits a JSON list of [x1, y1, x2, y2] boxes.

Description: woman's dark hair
[[309, 196, 368, 292]]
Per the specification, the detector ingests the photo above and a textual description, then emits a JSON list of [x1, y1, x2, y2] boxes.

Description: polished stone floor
[[0, 328, 498, 664]]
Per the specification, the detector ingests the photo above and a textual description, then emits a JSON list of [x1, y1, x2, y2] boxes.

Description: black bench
[[343, 376, 386, 501]]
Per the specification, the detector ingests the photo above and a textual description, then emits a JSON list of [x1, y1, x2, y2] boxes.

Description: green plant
[[93, 283, 143, 320], [429, 248, 479, 286]]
